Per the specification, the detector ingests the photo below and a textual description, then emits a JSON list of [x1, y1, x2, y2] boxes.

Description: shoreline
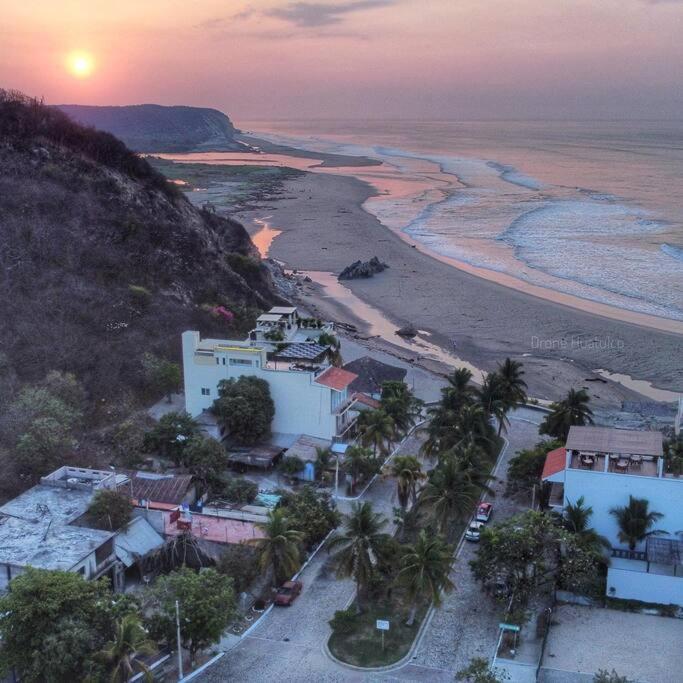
[[232, 170, 682, 407]]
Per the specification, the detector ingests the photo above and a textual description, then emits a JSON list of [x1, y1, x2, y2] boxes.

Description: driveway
[[198, 408, 546, 682]]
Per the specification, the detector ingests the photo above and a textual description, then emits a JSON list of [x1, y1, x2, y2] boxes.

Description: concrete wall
[[563, 468, 683, 550], [182, 331, 340, 440], [607, 565, 683, 606], [132, 507, 165, 534]]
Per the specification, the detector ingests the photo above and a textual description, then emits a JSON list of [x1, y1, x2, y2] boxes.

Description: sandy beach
[[230, 167, 682, 409]]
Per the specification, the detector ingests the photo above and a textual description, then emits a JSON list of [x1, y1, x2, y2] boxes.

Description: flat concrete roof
[[566, 426, 663, 456], [0, 483, 114, 570], [542, 605, 683, 683]]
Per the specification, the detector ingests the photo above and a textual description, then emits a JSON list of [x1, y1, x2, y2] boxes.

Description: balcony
[[568, 451, 660, 478]]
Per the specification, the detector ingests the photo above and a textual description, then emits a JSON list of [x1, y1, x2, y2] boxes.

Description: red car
[[475, 502, 493, 522], [273, 580, 303, 606]]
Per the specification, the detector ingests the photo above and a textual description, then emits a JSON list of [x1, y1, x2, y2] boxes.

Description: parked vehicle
[[273, 580, 303, 606], [465, 520, 485, 542], [475, 502, 493, 522]]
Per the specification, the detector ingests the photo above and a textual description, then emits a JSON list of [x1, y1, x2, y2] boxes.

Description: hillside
[[57, 103, 243, 152], [0, 90, 280, 407]]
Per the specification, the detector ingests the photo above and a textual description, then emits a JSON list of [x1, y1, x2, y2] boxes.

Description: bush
[[329, 608, 357, 635], [220, 477, 258, 504], [279, 456, 305, 477], [226, 253, 262, 279]]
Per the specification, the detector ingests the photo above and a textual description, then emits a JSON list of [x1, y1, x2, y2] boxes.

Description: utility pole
[[176, 599, 183, 680], [334, 453, 339, 500]]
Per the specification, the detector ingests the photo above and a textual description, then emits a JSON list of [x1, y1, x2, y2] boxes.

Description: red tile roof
[[541, 447, 567, 480], [315, 366, 357, 391], [351, 392, 381, 409]]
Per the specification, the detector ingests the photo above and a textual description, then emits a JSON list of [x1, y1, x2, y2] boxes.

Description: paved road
[[199, 408, 545, 683]]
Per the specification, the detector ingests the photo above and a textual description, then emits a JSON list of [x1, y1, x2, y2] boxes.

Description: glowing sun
[[67, 51, 95, 78]]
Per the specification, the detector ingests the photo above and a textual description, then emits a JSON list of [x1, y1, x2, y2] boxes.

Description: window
[[229, 358, 253, 366], [222, 357, 226, 365], [201, 387, 211, 396], [215, 358, 219, 365]]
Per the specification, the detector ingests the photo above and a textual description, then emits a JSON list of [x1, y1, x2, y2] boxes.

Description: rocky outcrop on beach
[[57, 103, 244, 152], [396, 324, 418, 338], [338, 256, 388, 280]]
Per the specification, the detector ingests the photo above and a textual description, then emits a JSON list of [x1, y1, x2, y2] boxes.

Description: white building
[[182, 306, 364, 442], [542, 426, 683, 606]]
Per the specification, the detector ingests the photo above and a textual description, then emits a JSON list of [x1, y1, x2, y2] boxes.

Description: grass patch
[[328, 593, 429, 667]]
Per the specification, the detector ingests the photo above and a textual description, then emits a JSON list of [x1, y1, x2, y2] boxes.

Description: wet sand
[[233, 170, 683, 408]]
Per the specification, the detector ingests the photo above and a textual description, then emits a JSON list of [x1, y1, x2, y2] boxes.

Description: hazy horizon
[[4, 0, 683, 120]]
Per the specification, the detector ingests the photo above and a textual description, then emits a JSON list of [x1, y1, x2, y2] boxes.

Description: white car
[[465, 520, 485, 542]]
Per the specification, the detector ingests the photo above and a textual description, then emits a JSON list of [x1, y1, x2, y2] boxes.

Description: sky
[[2, 0, 683, 121]]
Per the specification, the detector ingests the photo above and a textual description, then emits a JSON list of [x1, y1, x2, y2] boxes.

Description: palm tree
[[398, 530, 454, 625], [380, 381, 423, 436], [564, 496, 610, 551], [328, 502, 390, 611], [539, 388, 594, 440], [390, 455, 425, 539], [250, 508, 304, 583], [419, 458, 494, 540], [610, 496, 664, 551], [315, 446, 332, 480], [498, 358, 528, 406], [664, 435, 683, 477], [343, 444, 374, 491], [357, 409, 395, 457], [96, 613, 155, 683], [441, 368, 478, 412], [479, 371, 510, 435]]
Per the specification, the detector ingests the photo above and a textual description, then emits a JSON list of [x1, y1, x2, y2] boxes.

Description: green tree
[[143, 411, 199, 465], [498, 358, 528, 408], [0, 569, 137, 682], [149, 567, 234, 666], [609, 496, 664, 551], [216, 543, 259, 593], [16, 416, 75, 480], [457, 657, 509, 683], [315, 446, 333, 480], [183, 436, 226, 496], [441, 368, 479, 412], [219, 476, 258, 504], [470, 510, 565, 610], [505, 440, 562, 499], [278, 486, 340, 547], [479, 371, 510, 436], [380, 381, 423, 436], [142, 353, 181, 402], [539, 388, 593, 440], [328, 502, 390, 612], [212, 376, 274, 445], [88, 488, 133, 531], [250, 508, 304, 583], [398, 530, 454, 625], [96, 613, 155, 683], [564, 495, 609, 551], [357, 409, 395, 457], [663, 435, 683, 476], [419, 457, 493, 539], [342, 445, 380, 492], [390, 454, 425, 540]]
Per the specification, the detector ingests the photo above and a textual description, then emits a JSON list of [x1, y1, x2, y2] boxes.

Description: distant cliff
[[57, 103, 243, 152]]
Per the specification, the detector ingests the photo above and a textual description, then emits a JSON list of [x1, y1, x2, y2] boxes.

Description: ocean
[[239, 119, 683, 323]]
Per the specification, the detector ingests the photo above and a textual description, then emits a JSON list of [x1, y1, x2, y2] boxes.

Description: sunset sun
[[66, 51, 94, 78]]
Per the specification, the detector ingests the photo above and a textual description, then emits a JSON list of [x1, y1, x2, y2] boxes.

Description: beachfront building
[[542, 426, 683, 606], [182, 306, 363, 442]]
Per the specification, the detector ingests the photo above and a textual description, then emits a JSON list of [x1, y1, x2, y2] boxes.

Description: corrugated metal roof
[[119, 471, 194, 505], [114, 517, 164, 568], [343, 356, 407, 395], [566, 427, 663, 456]]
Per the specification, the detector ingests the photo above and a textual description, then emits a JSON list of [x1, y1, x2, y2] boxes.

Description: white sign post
[[376, 619, 390, 651]]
